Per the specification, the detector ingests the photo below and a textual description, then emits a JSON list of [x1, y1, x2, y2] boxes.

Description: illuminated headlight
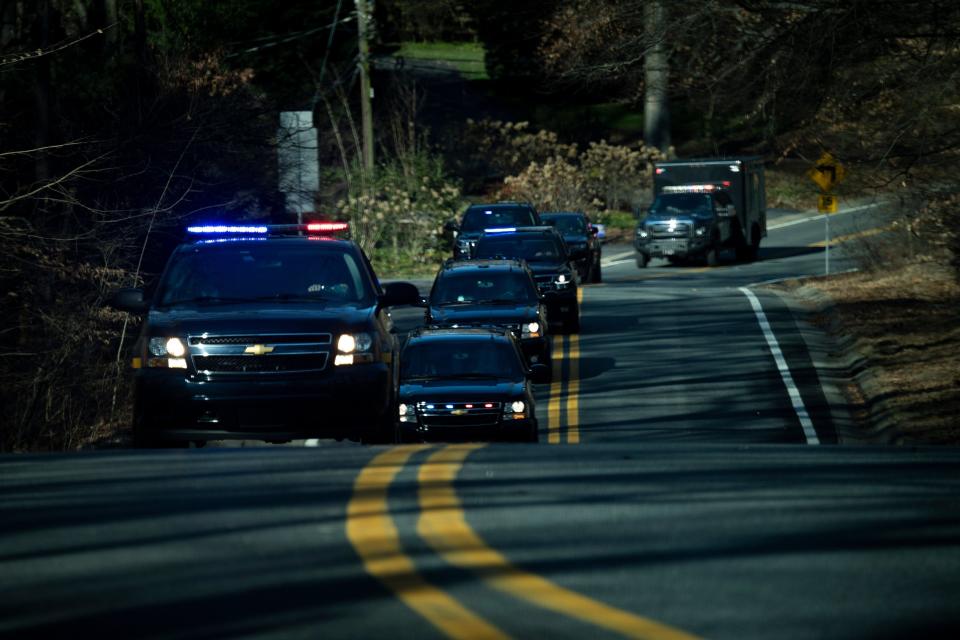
[[638, 229, 649, 238], [336, 332, 374, 365], [521, 321, 541, 338], [503, 400, 528, 420], [695, 226, 708, 236], [145, 337, 188, 369], [398, 402, 418, 423]]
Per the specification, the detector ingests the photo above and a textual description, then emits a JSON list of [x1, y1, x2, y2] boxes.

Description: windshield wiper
[[471, 298, 527, 305], [435, 300, 475, 307], [444, 373, 503, 379], [160, 296, 255, 306], [253, 293, 333, 302]]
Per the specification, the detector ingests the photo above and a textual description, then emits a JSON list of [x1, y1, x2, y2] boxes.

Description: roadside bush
[[488, 121, 662, 216], [0, 240, 133, 451], [500, 156, 588, 212], [458, 119, 578, 187], [337, 152, 462, 270], [580, 139, 662, 210]]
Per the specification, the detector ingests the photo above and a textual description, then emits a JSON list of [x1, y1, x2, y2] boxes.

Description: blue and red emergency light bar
[[186, 222, 350, 237]]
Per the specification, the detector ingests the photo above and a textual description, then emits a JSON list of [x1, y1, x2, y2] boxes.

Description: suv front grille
[[649, 222, 691, 236], [419, 401, 502, 428], [189, 334, 332, 346], [188, 333, 333, 375], [534, 274, 557, 292], [194, 353, 329, 373]]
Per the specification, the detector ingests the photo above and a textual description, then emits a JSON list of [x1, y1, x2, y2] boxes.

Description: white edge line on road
[[739, 286, 820, 445], [767, 202, 883, 230], [304, 439, 320, 447]]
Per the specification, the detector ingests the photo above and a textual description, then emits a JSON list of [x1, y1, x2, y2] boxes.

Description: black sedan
[[396, 327, 549, 443], [541, 211, 602, 283]]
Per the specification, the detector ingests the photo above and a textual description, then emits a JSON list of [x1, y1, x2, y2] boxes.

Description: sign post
[[808, 153, 846, 275]]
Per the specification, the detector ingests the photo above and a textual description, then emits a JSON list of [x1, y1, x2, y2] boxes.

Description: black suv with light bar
[[445, 202, 541, 259], [108, 222, 421, 447], [423, 258, 551, 368], [396, 327, 549, 443], [472, 226, 580, 333]]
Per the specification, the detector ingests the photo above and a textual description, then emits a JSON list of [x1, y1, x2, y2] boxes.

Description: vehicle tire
[[566, 307, 581, 334], [395, 424, 420, 444], [361, 410, 396, 445], [635, 252, 649, 268], [748, 225, 761, 261], [734, 226, 750, 262], [706, 240, 719, 267], [591, 255, 602, 283], [526, 423, 539, 443]]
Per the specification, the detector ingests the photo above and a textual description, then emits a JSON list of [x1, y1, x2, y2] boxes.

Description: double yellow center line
[[547, 286, 583, 444], [348, 444, 700, 640], [547, 335, 580, 444]]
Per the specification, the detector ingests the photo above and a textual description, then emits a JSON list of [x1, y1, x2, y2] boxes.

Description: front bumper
[[542, 288, 578, 325], [519, 335, 550, 365], [397, 417, 538, 443], [636, 235, 709, 258], [133, 363, 392, 441]]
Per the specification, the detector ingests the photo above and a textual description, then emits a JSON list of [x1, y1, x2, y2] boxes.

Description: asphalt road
[[3, 203, 960, 639]]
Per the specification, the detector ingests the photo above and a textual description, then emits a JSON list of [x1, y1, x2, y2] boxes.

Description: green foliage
[[337, 151, 462, 269], [594, 209, 635, 230], [484, 120, 663, 214], [393, 41, 488, 79]]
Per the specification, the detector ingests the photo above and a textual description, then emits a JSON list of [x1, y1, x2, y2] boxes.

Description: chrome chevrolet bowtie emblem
[[244, 344, 275, 355], [668, 218, 678, 232], [451, 409, 467, 416]]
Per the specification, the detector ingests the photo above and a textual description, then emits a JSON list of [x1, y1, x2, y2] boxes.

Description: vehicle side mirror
[[720, 206, 737, 218], [590, 226, 599, 236], [528, 363, 551, 384], [108, 288, 149, 314], [380, 281, 422, 306], [443, 219, 459, 233]]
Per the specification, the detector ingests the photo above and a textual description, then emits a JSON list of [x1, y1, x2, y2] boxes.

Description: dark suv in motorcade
[[541, 211, 602, 283], [472, 227, 580, 333], [445, 202, 541, 259], [108, 223, 421, 447], [423, 258, 550, 367], [396, 327, 549, 443]]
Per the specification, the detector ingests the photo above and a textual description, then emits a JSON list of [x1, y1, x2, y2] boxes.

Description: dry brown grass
[[785, 263, 960, 444]]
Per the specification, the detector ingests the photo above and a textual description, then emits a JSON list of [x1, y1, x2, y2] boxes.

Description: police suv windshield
[[473, 236, 564, 263], [431, 271, 538, 305], [401, 339, 525, 379], [156, 243, 374, 307], [461, 207, 538, 232], [649, 193, 714, 216]]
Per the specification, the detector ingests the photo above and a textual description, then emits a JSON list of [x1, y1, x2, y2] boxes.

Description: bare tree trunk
[[643, 0, 671, 154], [103, 0, 119, 53], [34, 0, 51, 182]]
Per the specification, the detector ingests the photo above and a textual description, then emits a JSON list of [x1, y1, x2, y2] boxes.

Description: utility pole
[[355, 0, 374, 173], [643, 0, 671, 155]]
